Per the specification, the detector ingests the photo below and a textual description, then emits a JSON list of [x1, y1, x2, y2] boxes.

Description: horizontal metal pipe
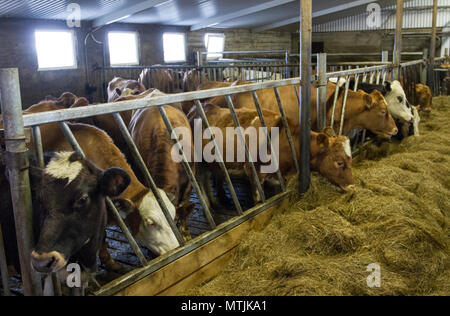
[[326, 65, 392, 79], [23, 78, 303, 127]]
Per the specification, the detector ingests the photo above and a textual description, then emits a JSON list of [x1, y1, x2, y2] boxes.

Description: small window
[[205, 33, 225, 60], [163, 33, 186, 63], [35, 30, 77, 70], [108, 32, 140, 66]]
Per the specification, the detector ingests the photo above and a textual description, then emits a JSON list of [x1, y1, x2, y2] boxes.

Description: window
[[108, 32, 140, 66], [35, 30, 77, 70], [163, 33, 186, 63], [205, 33, 225, 60]]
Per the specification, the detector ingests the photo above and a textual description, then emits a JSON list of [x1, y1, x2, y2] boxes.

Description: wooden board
[[112, 196, 290, 296]]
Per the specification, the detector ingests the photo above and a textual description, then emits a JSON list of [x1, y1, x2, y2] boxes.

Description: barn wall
[[0, 18, 293, 108]]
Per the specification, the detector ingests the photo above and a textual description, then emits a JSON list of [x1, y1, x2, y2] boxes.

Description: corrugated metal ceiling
[[0, 0, 441, 31]]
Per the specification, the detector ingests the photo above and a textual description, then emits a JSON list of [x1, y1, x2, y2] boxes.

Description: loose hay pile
[[186, 96, 450, 296]]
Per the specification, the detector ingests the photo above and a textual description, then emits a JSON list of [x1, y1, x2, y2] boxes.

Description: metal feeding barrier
[[0, 69, 307, 296]]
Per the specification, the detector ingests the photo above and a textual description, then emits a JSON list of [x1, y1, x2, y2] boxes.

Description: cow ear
[[70, 97, 89, 109], [322, 127, 336, 138], [384, 81, 392, 92], [100, 168, 131, 197], [316, 133, 329, 152], [112, 198, 135, 220], [364, 94, 374, 111]]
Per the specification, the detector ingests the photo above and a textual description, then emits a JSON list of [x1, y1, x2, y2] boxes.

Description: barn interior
[[0, 0, 449, 297]]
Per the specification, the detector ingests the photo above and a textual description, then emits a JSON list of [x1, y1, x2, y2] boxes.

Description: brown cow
[[44, 92, 78, 108], [108, 77, 146, 103], [415, 84, 432, 113], [139, 68, 175, 94], [190, 104, 354, 207]]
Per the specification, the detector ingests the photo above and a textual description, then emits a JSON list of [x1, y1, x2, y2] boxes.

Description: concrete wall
[[0, 18, 293, 108]]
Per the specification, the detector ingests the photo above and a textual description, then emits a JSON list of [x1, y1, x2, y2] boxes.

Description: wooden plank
[[113, 197, 289, 296]]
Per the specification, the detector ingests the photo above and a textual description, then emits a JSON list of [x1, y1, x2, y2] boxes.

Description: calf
[[108, 77, 146, 103], [415, 84, 432, 113]]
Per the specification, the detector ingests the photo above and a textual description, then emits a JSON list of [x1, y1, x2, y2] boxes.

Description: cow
[[44, 92, 79, 108], [189, 104, 354, 208], [1, 101, 181, 271], [128, 89, 195, 238], [139, 68, 175, 94], [415, 84, 432, 113], [0, 152, 130, 280], [108, 77, 146, 103]]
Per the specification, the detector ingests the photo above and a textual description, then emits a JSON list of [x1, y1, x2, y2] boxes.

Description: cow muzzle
[[31, 251, 67, 273]]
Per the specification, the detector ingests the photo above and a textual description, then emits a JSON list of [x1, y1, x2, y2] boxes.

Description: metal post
[[317, 53, 327, 131], [299, 0, 312, 194], [421, 48, 429, 84], [0, 224, 11, 296], [393, 0, 404, 80], [431, 0, 438, 60], [382, 51, 389, 64], [0, 68, 42, 296]]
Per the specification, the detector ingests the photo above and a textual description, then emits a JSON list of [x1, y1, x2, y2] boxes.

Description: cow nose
[[391, 127, 398, 136], [31, 251, 65, 273]]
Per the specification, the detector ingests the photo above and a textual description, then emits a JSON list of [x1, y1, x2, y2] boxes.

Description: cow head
[[354, 90, 398, 139], [30, 152, 130, 274], [113, 189, 180, 256], [311, 132, 354, 192], [384, 81, 414, 122]]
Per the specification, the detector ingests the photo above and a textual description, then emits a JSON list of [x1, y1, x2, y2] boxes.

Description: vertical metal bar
[[110, 113, 186, 244], [330, 76, 341, 127], [299, 0, 312, 194], [317, 53, 327, 131], [339, 77, 351, 136], [394, 0, 404, 80], [353, 74, 360, 92], [0, 68, 42, 296], [158, 106, 217, 229], [225, 95, 266, 203], [31, 126, 62, 297], [251, 92, 286, 192], [193, 100, 243, 215], [431, 0, 438, 60], [274, 87, 300, 174], [0, 224, 11, 296], [58, 121, 148, 267]]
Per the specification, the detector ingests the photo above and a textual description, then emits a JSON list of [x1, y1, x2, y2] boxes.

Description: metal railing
[[0, 70, 306, 296]]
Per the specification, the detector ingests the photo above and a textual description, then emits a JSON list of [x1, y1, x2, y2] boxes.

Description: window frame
[[35, 29, 78, 71], [205, 33, 225, 60], [162, 32, 187, 64], [107, 31, 141, 67]]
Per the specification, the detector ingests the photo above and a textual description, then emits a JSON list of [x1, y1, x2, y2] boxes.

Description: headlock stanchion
[[0, 68, 43, 296]]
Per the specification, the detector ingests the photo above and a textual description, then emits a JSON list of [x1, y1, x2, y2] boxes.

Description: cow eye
[[74, 194, 89, 209], [336, 161, 344, 168], [398, 97, 403, 103]]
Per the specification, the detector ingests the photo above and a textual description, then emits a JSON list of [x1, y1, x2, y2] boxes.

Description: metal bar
[[111, 113, 186, 245], [193, 100, 244, 215], [0, 224, 11, 296], [58, 121, 148, 267], [251, 92, 286, 192], [22, 78, 302, 127], [326, 65, 392, 79], [31, 126, 62, 297], [225, 95, 266, 203], [274, 87, 300, 175], [339, 77, 351, 136], [0, 68, 42, 296], [317, 53, 327, 131], [431, 0, 438, 59], [330, 76, 341, 127], [394, 0, 404, 80], [299, 0, 312, 194]]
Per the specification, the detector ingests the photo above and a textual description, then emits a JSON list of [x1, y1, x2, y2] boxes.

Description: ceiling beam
[[253, 0, 378, 32], [190, 0, 296, 31], [93, 0, 169, 27]]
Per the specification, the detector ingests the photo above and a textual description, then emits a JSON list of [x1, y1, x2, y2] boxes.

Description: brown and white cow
[[189, 104, 354, 206], [108, 77, 146, 103]]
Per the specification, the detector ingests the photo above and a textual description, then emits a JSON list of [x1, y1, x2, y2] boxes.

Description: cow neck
[[330, 89, 366, 134], [309, 133, 326, 172]]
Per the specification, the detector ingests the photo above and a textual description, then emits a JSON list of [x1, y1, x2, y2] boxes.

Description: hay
[[185, 97, 450, 296]]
